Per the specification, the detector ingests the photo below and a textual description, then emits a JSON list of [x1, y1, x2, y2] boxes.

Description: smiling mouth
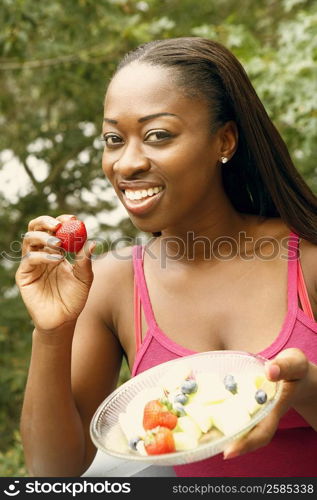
[[123, 186, 164, 202], [120, 186, 165, 215]]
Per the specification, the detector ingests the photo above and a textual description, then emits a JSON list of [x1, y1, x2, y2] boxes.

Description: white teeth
[[125, 186, 163, 201]]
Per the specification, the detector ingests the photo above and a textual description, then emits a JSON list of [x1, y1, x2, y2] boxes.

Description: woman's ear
[[219, 121, 238, 161]]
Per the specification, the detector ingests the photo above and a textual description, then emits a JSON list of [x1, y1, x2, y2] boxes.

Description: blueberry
[[174, 393, 188, 405], [224, 374, 237, 394], [181, 379, 198, 394], [128, 437, 141, 450], [173, 402, 186, 416], [255, 389, 267, 404]]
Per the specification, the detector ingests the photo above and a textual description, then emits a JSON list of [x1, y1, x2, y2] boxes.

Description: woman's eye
[[144, 130, 172, 142], [103, 134, 123, 147]]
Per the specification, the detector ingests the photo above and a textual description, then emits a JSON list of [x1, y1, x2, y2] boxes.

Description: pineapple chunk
[[229, 372, 259, 415], [257, 377, 277, 400], [232, 371, 275, 415], [105, 423, 130, 453], [173, 432, 198, 451], [189, 372, 229, 405], [119, 412, 145, 441], [176, 415, 202, 440], [185, 402, 213, 433], [208, 398, 251, 436], [158, 362, 192, 393]]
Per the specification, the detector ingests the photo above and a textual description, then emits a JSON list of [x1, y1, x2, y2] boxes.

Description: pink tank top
[[131, 232, 317, 477]]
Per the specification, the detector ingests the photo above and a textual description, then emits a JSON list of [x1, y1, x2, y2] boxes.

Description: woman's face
[[102, 62, 229, 234]]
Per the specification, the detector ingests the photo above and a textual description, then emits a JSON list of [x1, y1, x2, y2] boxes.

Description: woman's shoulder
[[249, 216, 289, 239], [91, 245, 135, 283], [84, 245, 136, 333], [247, 215, 317, 258], [299, 237, 317, 280], [262, 216, 317, 297]]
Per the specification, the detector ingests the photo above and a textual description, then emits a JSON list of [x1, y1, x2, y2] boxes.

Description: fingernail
[[49, 237, 61, 245], [223, 449, 240, 460], [48, 254, 64, 260]]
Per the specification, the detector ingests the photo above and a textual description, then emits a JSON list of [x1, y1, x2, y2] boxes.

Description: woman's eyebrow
[[103, 118, 118, 124], [138, 112, 179, 122], [103, 112, 180, 125]]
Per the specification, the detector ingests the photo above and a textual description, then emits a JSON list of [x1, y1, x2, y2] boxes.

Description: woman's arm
[[20, 250, 126, 477]]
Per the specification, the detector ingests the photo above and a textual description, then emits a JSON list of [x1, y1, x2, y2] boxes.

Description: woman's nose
[[113, 141, 150, 177]]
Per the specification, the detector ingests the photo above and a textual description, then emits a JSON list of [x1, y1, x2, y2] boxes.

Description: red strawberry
[[144, 427, 175, 455], [143, 399, 177, 431], [55, 218, 87, 253]]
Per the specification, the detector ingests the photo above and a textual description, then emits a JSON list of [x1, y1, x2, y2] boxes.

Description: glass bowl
[[90, 350, 282, 466]]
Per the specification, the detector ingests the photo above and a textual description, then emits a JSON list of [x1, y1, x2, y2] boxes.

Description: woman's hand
[[15, 214, 95, 333], [223, 348, 316, 459]]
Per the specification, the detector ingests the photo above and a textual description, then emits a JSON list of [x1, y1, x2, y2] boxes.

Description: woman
[[16, 37, 317, 477]]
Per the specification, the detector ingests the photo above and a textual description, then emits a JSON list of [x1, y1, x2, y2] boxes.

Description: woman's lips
[[121, 188, 165, 215]]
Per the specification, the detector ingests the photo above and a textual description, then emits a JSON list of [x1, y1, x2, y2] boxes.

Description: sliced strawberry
[[158, 408, 178, 429], [143, 399, 177, 430], [144, 427, 175, 455], [143, 400, 162, 430], [55, 218, 87, 253]]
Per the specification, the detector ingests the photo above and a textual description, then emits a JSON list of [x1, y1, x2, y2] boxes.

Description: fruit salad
[[106, 363, 277, 456]]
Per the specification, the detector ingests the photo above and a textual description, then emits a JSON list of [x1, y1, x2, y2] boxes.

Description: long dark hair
[[115, 37, 317, 243]]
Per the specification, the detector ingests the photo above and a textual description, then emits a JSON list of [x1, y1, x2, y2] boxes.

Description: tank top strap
[[294, 232, 315, 320], [132, 245, 157, 335], [133, 263, 142, 353], [287, 231, 300, 313], [288, 231, 314, 320], [298, 261, 314, 319]]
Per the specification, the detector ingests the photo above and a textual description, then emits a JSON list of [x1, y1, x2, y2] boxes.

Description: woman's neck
[[158, 204, 252, 263]]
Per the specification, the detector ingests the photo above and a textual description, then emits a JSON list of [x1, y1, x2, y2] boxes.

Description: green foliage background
[[0, 0, 316, 477]]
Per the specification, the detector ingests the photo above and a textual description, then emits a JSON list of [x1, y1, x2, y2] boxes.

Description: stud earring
[[220, 156, 229, 164]]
